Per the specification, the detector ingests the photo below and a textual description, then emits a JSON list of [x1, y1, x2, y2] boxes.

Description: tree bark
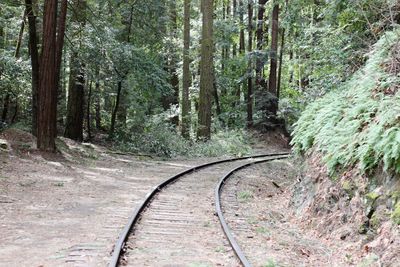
[[86, 80, 92, 140], [37, 0, 58, 151], [64, 60, 85, 142], [239, 0, 245, 55], [213, 72, 222, 117], [232, 0, 237, 57], [197, 0, 214, 141], [277, 28, 285, 101], [25, 0, 40, 136], [95, 80, 101, 130], [181, 0, 191, 139], [15, 9, 27, 58], [55, 0, 68, 134], [255, 0, 267, 88], [247, 0, 254, 127], [268, 4, 279, 97], [109, 81, 122, 138]]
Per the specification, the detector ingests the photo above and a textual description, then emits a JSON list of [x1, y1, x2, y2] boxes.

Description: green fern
[[291, 30, 400, 176]]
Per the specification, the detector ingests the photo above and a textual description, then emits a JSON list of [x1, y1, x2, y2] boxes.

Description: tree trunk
[[268, 4, 279, 97], [213, 72, 222, 117], [37, 0, 58, 151], [181, 0, 191, 139], [64, 60, 85, 142], [232, 0, 237, 57], [267, 4, 279, 116], [109, 81, 122, 138], [239, 0, 245, 55], [55, 0, 68, 135], [277, 28, 285, 101], [1, 94, 10, 123], [197, 0, 214, 141], [95, 80, 101, 130], [25, 0, 40, 136], [11, 100, 18, 124], [15, 9, 26, 58], [86, 80, 92, 140], [255, 0, 267, 88], [247, 0, 254, 127]]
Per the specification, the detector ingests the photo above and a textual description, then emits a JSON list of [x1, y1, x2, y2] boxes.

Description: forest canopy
[[0, 0, 399, 158]]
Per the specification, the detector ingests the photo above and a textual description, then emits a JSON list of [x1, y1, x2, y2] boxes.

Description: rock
[[0, 139, 9, 151]]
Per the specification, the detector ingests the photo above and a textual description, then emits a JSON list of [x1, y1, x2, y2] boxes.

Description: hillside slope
[[290, 30, 400, 265]]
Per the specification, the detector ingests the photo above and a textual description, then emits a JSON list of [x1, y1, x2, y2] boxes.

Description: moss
[[391, 202, 400, 225], [366, 192, 380, 203], [342, 180, 355, 197], [370, 213, 380, 229]]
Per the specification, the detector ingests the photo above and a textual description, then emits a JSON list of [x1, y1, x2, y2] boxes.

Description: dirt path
[[0, 140, 215, 267], [221, 160, 347, 266]]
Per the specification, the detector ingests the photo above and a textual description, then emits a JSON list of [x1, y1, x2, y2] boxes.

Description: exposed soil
[[221, 160, 337, 266], [0, 129, 216, 266], [2, 128, 397, 267]]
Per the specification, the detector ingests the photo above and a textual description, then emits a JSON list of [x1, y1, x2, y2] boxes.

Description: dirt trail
[[0, 140, 211, 267]]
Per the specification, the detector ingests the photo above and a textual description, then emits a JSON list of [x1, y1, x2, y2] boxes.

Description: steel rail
[[109, 152, 290, 267], [215, 155, 291, 267]]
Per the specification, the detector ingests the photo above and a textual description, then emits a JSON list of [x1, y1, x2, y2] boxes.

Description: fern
[[291, 30, 400, 175]]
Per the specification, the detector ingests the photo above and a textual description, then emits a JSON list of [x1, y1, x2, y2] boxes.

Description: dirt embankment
[[291, 153, 400, 266]]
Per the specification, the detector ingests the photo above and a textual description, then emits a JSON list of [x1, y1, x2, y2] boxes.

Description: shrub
[[291, 30, 400, 175], [113, 116, 252, 158]]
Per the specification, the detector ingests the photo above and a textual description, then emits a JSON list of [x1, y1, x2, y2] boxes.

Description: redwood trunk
[[255, 0, 267, 88], [64, 61, 85, 142], [181, 0, 191, 139], [197, 0, 214, 140], [37, 0, 58, 151], [25, 0, 40, 136], [247, 1, 254, 127]]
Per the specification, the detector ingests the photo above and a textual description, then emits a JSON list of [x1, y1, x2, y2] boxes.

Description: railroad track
[[109, 152, 290, 267]]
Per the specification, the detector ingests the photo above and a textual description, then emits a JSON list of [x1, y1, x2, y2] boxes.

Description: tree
[[37, 0, 67, 151], [246, 0, 254, 127], [197, 0, 214, 140], [64, 0, 86, 141], [25, 0, 39, 136], [255, 0, 267, 88], [181, 0, 191, 139], [267, 3, 279, 116]]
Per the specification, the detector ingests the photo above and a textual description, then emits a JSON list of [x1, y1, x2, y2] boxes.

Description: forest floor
[[0, 129, 215, 266], [0, 128, 395, 267]]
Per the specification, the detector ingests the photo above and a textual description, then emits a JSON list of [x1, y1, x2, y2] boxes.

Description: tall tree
[[37, 0, 67, 151], [64, 0, 86, 141], [247, 0, 254, 127], [181, 0, 191, 139], [64, 59, 85, 141], [166, 1, 179, 125], [267, 3, 279, 115], [25, 0, 39, 136], [255, 0, 267, 88], [239, 0, 245, 55], [197, 0, 214, 140]]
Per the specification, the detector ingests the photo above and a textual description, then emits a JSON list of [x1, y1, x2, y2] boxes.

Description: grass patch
[[238, 190, 253, 202]]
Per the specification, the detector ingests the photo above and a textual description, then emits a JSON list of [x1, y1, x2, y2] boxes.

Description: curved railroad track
[[109, 152, 290, 267]]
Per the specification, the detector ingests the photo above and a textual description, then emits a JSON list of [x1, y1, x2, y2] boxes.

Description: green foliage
[[392, 202, 400, 225], [238, 190, 253, 202], [114, 115, 252, 158], [291, 30, 400, 175]]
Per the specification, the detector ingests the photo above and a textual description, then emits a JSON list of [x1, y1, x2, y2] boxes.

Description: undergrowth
[[291, 30, 400, 175], [113, 117, 252, 158]]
